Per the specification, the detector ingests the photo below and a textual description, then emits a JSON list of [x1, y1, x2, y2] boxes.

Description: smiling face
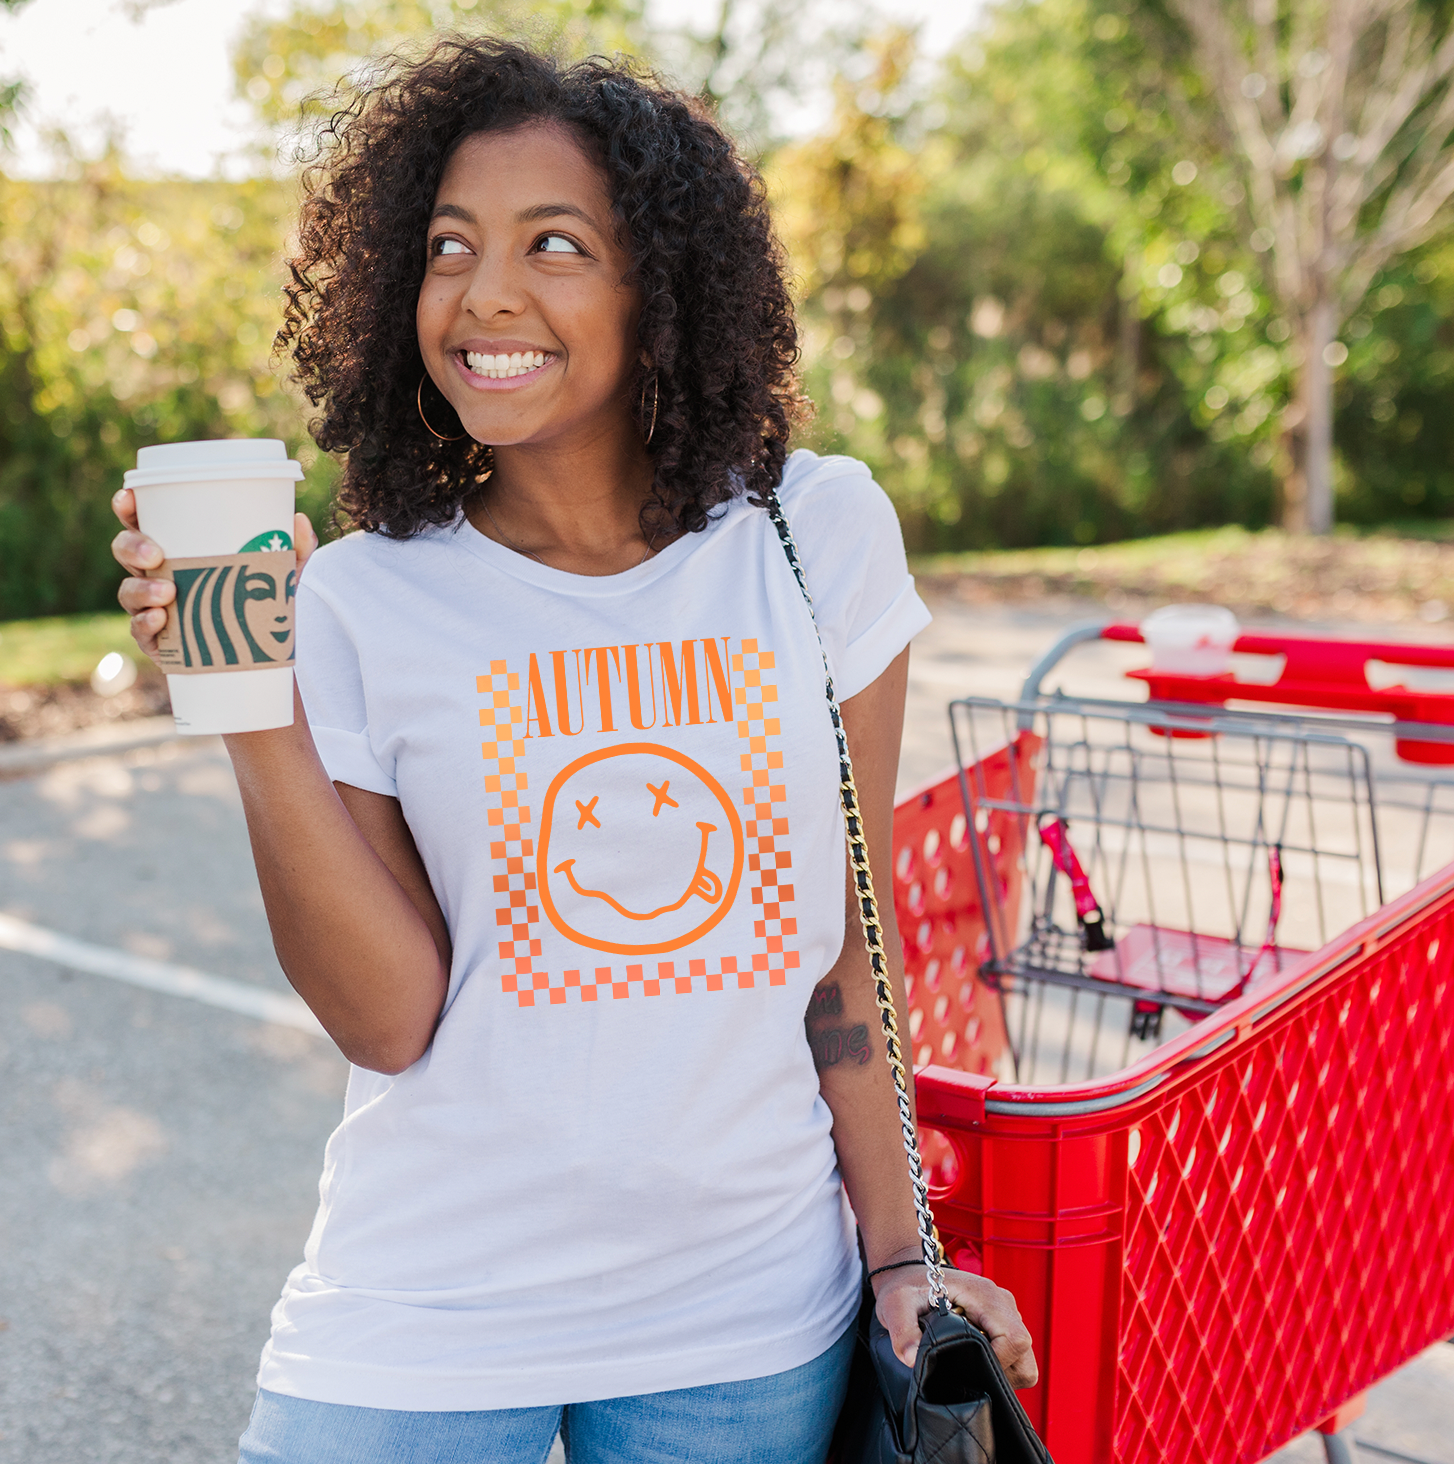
[[416, 122, 642, 453], [537, 744, 745, 956]]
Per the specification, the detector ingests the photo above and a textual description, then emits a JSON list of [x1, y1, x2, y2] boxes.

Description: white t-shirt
[[259, 449, 932, 1410]]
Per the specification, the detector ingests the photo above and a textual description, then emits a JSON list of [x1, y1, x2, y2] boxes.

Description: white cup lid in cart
[[1140, 603, 1239, 678], [124, 438, 305, 490]]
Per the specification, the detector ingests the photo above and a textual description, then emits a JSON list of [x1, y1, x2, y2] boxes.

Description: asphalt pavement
[[0, 738, 347, 1462], [1, 593, 1448, 1463]]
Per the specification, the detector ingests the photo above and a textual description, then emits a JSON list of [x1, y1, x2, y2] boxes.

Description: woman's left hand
[[874, 1266, 1038, 1387]]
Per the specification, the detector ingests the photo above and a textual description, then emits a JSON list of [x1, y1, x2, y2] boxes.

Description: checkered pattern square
[[478, 640, 800, 1006], [476, 662, 547, 1005], [734, 638, 798, 990]]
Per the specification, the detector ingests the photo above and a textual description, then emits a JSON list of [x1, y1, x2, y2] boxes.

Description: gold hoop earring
[[417, 374, 465, 442], [642, 372, 659, 446]]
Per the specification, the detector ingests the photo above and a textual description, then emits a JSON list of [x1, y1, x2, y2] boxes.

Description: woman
[[112, 38, 1034, 1464]]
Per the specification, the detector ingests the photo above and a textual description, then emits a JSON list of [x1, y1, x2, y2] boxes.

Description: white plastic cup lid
[[125, 438, 304, 490], [137, 439, 290, 471], [1140, 603, 1239, 646]]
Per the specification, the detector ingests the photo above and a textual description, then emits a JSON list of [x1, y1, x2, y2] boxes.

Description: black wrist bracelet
[[867, 1258, 928, 1281]]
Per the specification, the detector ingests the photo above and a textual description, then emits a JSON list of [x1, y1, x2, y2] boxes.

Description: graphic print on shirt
[[476, 637, 798, 1006], [537, 744, 745, 954]]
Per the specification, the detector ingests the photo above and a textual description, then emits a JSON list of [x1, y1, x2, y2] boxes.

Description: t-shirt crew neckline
[[452, 497, 741, 596]]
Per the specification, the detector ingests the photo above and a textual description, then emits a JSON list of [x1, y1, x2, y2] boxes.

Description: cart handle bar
[[1019, 619, 1454, 760]]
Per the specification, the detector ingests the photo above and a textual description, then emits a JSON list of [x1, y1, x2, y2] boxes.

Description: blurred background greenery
[[5, 0, 1454, 621]]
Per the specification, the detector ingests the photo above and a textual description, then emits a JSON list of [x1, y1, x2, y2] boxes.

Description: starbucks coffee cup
[[125, 439, 305, 735]]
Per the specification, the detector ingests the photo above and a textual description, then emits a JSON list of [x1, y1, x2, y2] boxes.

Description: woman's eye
[[536, 233, 582, 255], [432, 237, 470, 257]]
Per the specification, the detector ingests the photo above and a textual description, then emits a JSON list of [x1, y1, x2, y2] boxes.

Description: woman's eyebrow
[[428, 200, 600, 230], [516, 202, 599, 229]]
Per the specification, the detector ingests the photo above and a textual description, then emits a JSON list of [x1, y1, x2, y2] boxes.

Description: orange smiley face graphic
[[537, 743, 745, 955]]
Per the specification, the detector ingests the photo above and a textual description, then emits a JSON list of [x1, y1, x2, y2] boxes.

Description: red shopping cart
[[894, 621, 1454, 1464]]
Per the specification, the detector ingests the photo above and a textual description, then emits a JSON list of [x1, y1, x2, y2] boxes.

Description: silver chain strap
[[764, 486, 949, 1308]]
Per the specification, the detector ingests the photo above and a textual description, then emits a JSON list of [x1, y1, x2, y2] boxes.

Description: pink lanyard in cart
[[1039, 813, 1287, 989], [1037, 816, 1114, 951]]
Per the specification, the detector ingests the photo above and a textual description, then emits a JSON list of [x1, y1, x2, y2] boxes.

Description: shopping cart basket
[[894, 621, 1454, 1464]]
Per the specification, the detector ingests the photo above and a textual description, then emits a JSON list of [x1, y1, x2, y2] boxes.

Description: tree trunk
[[1282, 300, 1336, 534]]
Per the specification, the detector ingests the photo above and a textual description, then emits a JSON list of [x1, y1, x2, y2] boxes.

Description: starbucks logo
[[237, 530, 294, 554], [155, 544, 296, 676]]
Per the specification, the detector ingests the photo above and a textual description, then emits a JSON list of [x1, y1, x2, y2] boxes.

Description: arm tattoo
[[810, 1023, 871, 1070], [806, 980, 872, 1071]]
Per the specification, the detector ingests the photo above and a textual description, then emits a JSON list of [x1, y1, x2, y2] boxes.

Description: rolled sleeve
[[779, 450, 932, 700], [295, 572, 399, 799], [310, 725, 398, 798], [836, 577, 933, 701]]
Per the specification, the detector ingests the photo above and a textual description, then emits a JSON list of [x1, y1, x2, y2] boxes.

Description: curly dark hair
[[278, 36, 805, 539]]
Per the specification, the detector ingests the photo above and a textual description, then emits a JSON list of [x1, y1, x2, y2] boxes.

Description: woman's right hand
[[111, 486, 174, 668], [111, 488, 318, 669]]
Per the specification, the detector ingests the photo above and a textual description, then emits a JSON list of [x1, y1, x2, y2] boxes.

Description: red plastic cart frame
[[894, 621, 1454, 1463]]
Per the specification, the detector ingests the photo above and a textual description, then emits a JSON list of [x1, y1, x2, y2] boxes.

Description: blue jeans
[[237, 1321, 855, 1463]]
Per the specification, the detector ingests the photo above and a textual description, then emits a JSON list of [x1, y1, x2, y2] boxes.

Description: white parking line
[[0, 912, 325, 1035]]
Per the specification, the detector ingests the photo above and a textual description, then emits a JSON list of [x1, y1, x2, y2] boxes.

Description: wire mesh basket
[[948, 694, 1454, 1086]]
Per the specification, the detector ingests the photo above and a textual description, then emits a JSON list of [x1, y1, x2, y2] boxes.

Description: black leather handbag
[[766, 488, 1054, 1464], [829, 1286, 1053, 1464]]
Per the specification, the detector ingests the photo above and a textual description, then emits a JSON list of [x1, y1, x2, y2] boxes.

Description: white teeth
[[464, 349, 549, 378]]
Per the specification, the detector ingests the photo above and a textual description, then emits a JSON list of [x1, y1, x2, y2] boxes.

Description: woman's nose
[[461, 248, 528, 320]]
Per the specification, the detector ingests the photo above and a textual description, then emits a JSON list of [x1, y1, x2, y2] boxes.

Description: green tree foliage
[[1109, 0, 1454, 533], [232, 0, 865, 159], [777, 0, 1454, 550], [231, 0, 645, 150], [667, 0, 876, 149], [777, 6, 1282, 549], [0, 0, 35, 149], [0, 156, 331, 618], [1, 0, 855, 622], [9, 0, 1454, 621], [0, 0, 655, 622], [1331, 247, 1454, 523]]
